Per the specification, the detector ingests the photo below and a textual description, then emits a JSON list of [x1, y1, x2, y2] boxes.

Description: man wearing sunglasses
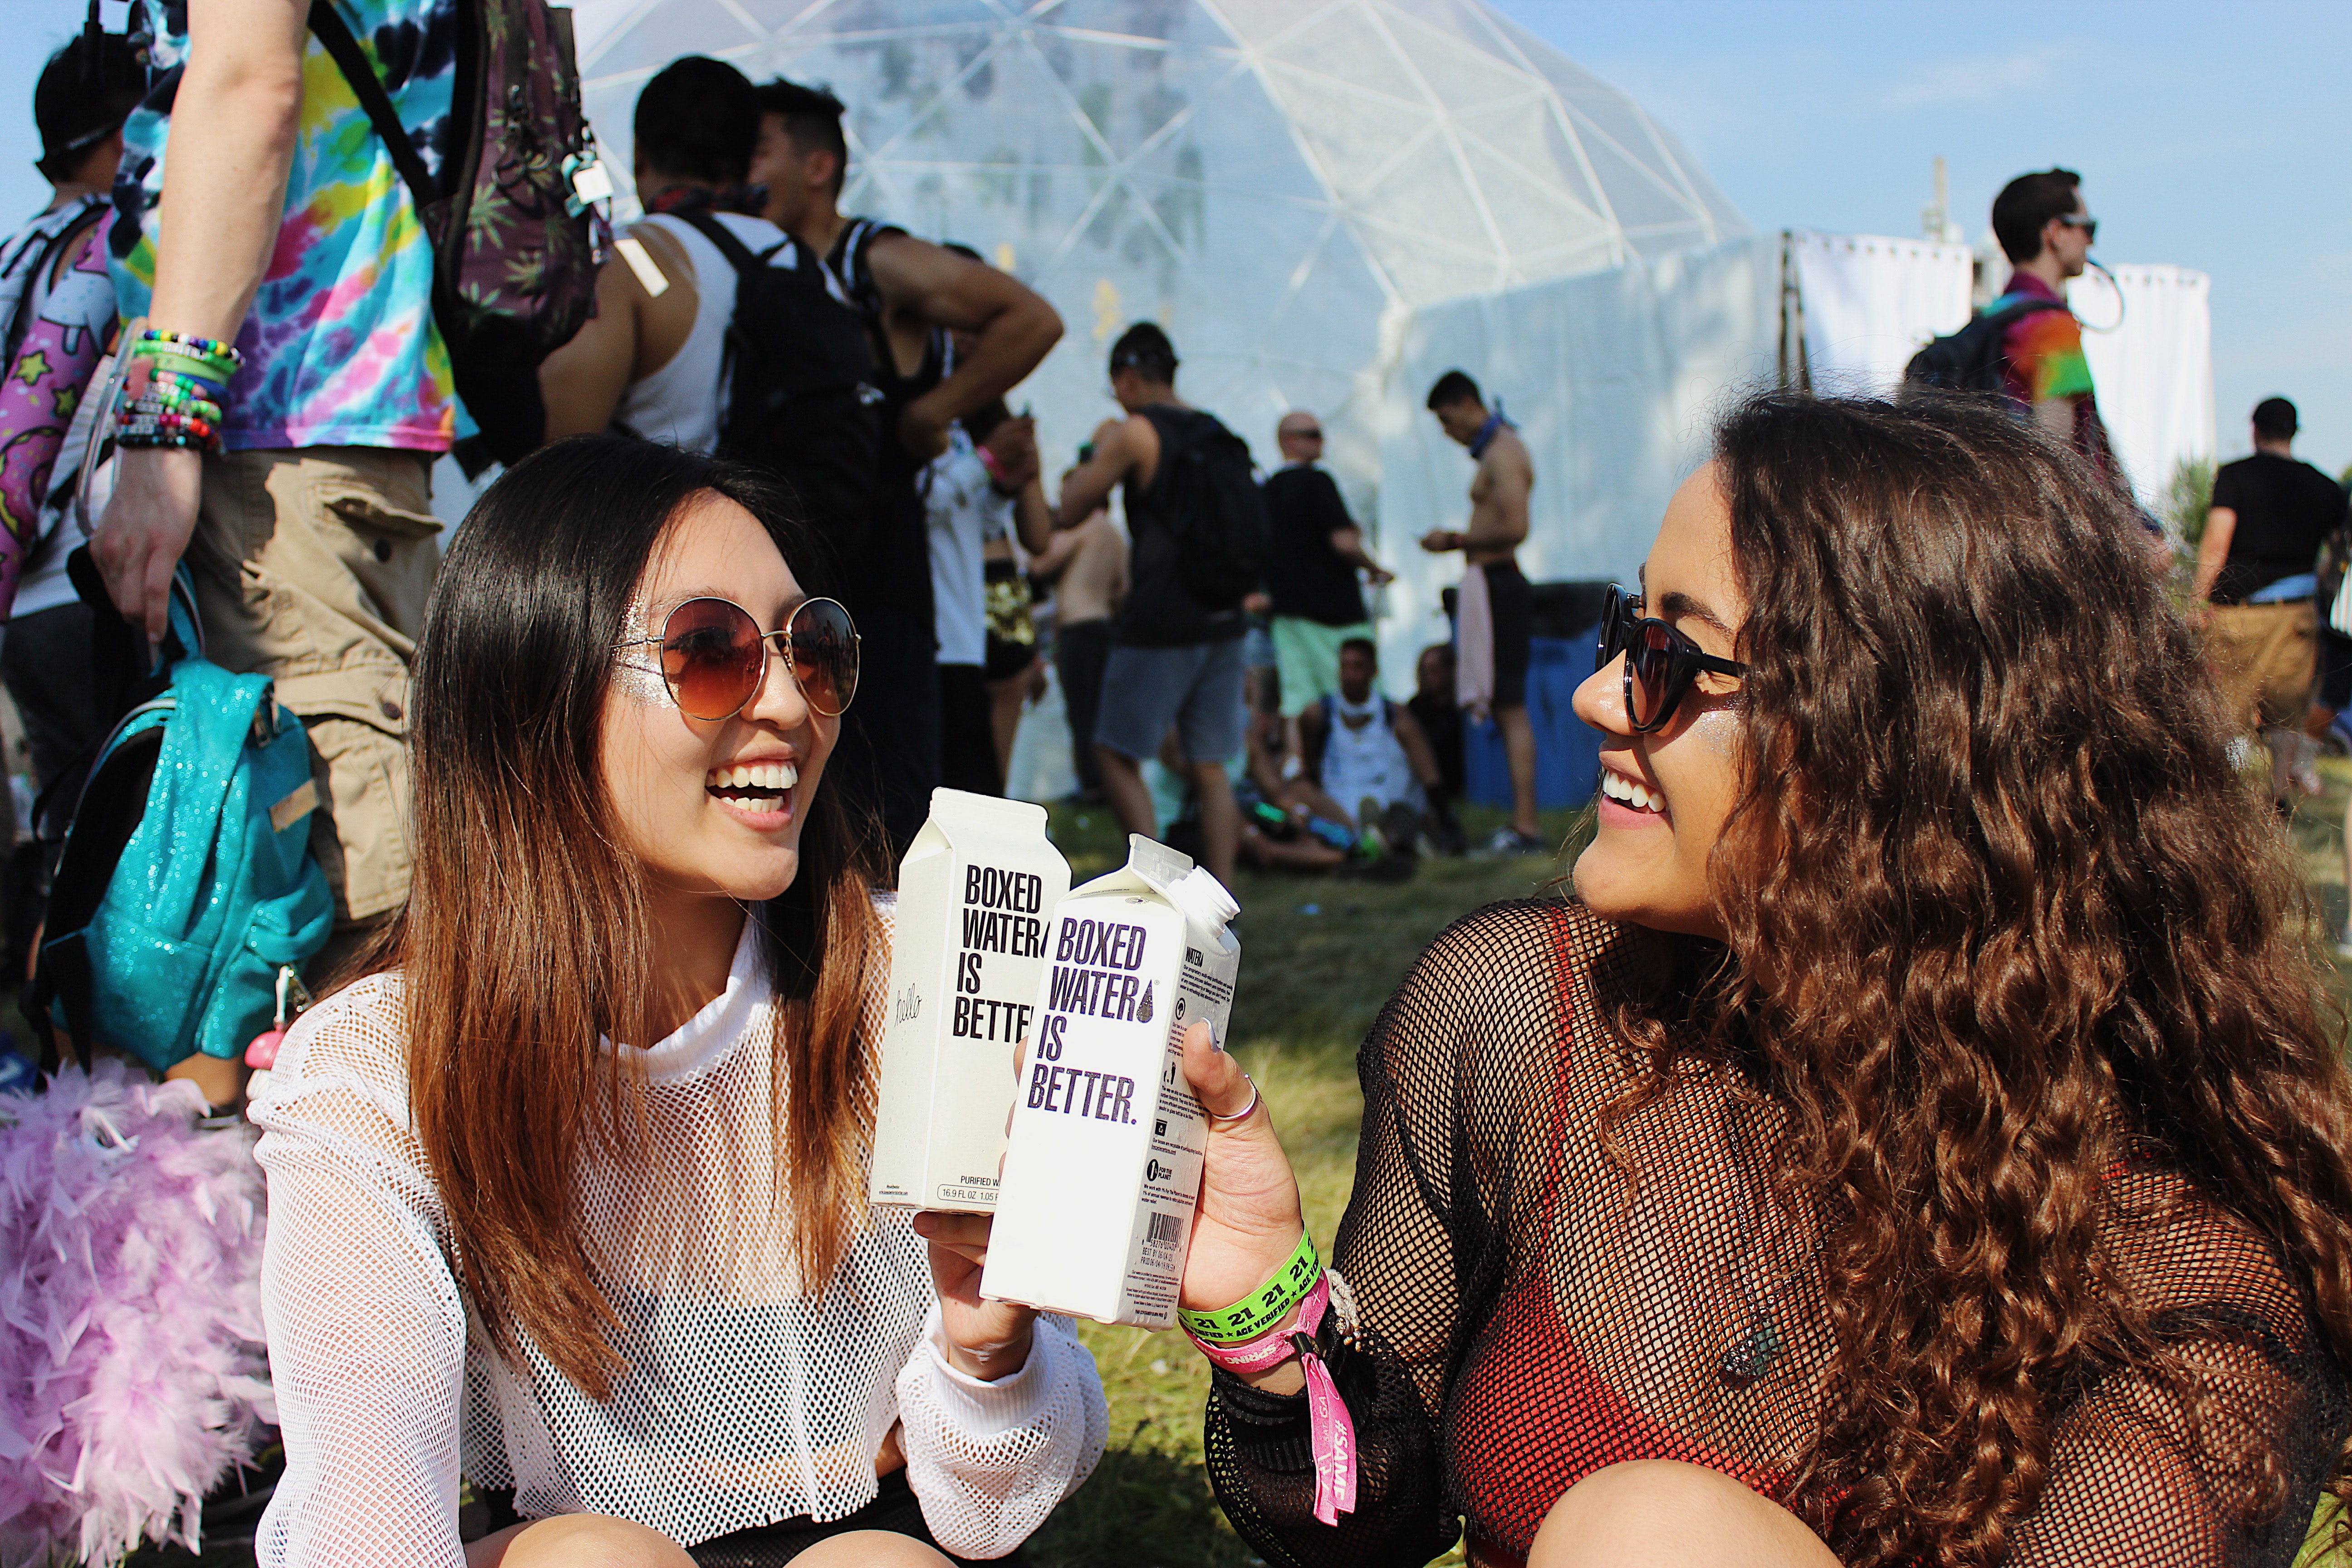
[[1263, 411, 1389, 724], [1984, 168, 2117, 481]]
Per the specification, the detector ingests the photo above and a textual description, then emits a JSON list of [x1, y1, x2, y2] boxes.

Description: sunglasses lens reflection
[[1631, 621, 1677, 727], [661, 598, 765, 721], [788, 598, 859, 717]]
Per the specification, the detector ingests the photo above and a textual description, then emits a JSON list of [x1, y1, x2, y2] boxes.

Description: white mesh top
[[248, 906, 1107, 1565]]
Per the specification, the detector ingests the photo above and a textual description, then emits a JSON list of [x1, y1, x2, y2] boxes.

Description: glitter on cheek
[[611, 596, 671, 708], [613, 656, 670, 707], [1688, 703, 1741, 758]]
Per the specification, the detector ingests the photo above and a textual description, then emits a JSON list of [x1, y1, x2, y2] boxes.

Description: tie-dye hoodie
[[108, 0, 463, 452]]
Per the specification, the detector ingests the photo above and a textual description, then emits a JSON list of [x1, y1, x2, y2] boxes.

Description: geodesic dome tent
[[568, 0, 1748, 482]]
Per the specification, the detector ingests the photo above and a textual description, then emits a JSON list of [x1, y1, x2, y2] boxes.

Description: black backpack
[[1150, 411, 1269, 611], [676, 211, 887, 590], [305, 0, 602, 468], [1902, 296, 2068, 397]]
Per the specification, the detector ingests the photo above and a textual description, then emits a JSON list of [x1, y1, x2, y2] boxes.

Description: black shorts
[[1483, 560, 1533, 710], [2323, 628, 2352, 712], [984, 629, 1036, 682]]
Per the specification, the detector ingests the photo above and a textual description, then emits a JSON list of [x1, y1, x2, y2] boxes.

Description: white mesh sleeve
[[250, 981, 472, 1568], [896, 1307, 1108, 1560]]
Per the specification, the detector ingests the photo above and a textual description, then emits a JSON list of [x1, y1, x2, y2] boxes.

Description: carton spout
[[1124, 834, 1195, 890], [1167, 865, 1239, 931]]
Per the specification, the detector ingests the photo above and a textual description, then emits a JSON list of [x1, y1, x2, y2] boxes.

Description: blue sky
[[1507, 0, 2352, 476], [5, 0, 2345, 473]]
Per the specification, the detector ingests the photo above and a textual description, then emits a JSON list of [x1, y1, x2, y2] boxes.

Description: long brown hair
[[377, 436, 882, 1397], [1623, 393, 2352, 1563]]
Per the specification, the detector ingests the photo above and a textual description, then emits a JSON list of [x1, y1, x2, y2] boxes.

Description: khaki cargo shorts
[[184, 446, 440, 927], [2206, 600, 2318, 733]]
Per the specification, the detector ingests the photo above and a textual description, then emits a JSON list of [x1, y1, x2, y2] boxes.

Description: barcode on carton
[[1147, 1211, 1185, 1246]]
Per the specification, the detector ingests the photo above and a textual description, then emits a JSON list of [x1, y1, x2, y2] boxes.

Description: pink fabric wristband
[[1185, 1273, 1358, 1526]]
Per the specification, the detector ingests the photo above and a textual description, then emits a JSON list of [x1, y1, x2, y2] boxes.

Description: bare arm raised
[[866, 234, 1062, 462], [1054, 416, 1158, 529], [91, 0, 307, 646]]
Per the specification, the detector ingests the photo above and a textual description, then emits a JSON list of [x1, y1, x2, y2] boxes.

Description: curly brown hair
[[1621, 392, 2352, 1564]]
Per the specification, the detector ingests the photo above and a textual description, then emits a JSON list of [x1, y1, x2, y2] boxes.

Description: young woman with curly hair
[[1169, 392, 2352, 1567], [248, 437, 1105, 1568]]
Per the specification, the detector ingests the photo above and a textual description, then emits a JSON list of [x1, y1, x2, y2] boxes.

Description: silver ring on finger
[[1206, 1072, 1260, 1124]]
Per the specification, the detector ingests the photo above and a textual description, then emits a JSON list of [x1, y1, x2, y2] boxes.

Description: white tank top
[[1321, 691, 1423, 821], [612, 212, 795, 455]]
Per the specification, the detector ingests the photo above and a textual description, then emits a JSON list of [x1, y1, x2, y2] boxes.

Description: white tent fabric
[[565, 0, 1745, 481], [1790, 229, 1972, 398], [1360, 235, 1780, 681], [1357, 234, 2215, 681], [2074, 265, 2215, 508], [1789, 237, 2215, 510]]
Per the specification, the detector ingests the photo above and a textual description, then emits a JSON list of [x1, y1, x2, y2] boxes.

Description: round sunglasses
[[1597, 584, 1747, 733], [619, 596, 861, 721]]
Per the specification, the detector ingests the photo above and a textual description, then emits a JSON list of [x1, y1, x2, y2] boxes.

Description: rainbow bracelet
[[133, 333, 240, 393], [137, 328, 242, 366]]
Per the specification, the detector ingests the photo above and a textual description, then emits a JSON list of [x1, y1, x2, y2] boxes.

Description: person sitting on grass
[[1231, 675, 1354, 877], [1294, 637, 1460, 857], [1166, 392, 2352, 1568], [248, 437, 1106, 1568]]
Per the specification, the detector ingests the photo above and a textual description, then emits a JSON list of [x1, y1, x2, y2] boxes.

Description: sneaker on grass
[[1483, 826, 1548, 856]]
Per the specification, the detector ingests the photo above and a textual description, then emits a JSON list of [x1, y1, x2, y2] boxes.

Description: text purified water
[[869, 789, 1072, 1212], [981, 836, 1240, 1326]]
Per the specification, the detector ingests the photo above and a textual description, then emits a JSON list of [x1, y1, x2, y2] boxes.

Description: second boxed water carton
[[981, 836, 1241, 1327], [869, 788, 1071, 1212]]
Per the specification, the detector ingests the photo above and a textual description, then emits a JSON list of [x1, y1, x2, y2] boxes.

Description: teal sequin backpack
[[33, 569, 333, 1074]]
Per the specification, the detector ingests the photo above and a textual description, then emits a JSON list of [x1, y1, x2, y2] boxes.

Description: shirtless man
[[1421, 370, 1542, 853], [1031, 483, 1127, 805]]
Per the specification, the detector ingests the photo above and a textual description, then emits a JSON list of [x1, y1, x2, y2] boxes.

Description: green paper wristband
[[140, 351, 234, 384], [1177, 1230, 1320, 1345]]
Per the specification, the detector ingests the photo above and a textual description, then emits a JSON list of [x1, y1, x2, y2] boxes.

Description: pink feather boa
[[0, 1061, 274, 1567]]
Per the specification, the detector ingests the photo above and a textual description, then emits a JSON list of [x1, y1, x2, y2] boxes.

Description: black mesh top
[[1205, 900, 2348, 1568]]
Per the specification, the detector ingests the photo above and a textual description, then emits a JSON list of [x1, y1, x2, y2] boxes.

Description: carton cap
[[1166, 865, 1240, 930]]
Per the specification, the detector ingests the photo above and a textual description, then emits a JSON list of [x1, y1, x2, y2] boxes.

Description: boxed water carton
[[869, 789, 1071, 1212], [980, 835, 1241, 1327]]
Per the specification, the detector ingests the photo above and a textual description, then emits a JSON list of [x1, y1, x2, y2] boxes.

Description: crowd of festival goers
[[7, 10, 2352, 1568]]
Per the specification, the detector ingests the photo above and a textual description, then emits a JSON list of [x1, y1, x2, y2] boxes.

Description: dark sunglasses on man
[[2056, 213, 2097, 242], [1597, 584, 1747, 734]]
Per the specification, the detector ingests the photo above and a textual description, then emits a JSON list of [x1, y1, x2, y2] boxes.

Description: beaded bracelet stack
[[117, 329, 241, 451]]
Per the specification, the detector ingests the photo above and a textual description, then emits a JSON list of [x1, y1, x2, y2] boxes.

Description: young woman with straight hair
[[248, 436, 1106, 1568], [1168, 393, 2352, 1566]]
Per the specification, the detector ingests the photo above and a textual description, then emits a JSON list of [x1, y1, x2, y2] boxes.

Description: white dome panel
[[574, 0, 1745, 481]]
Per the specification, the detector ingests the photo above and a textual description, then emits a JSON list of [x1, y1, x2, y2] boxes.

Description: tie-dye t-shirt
[[108, 0, 462, 452], [1992, 269, 2115, 478]]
